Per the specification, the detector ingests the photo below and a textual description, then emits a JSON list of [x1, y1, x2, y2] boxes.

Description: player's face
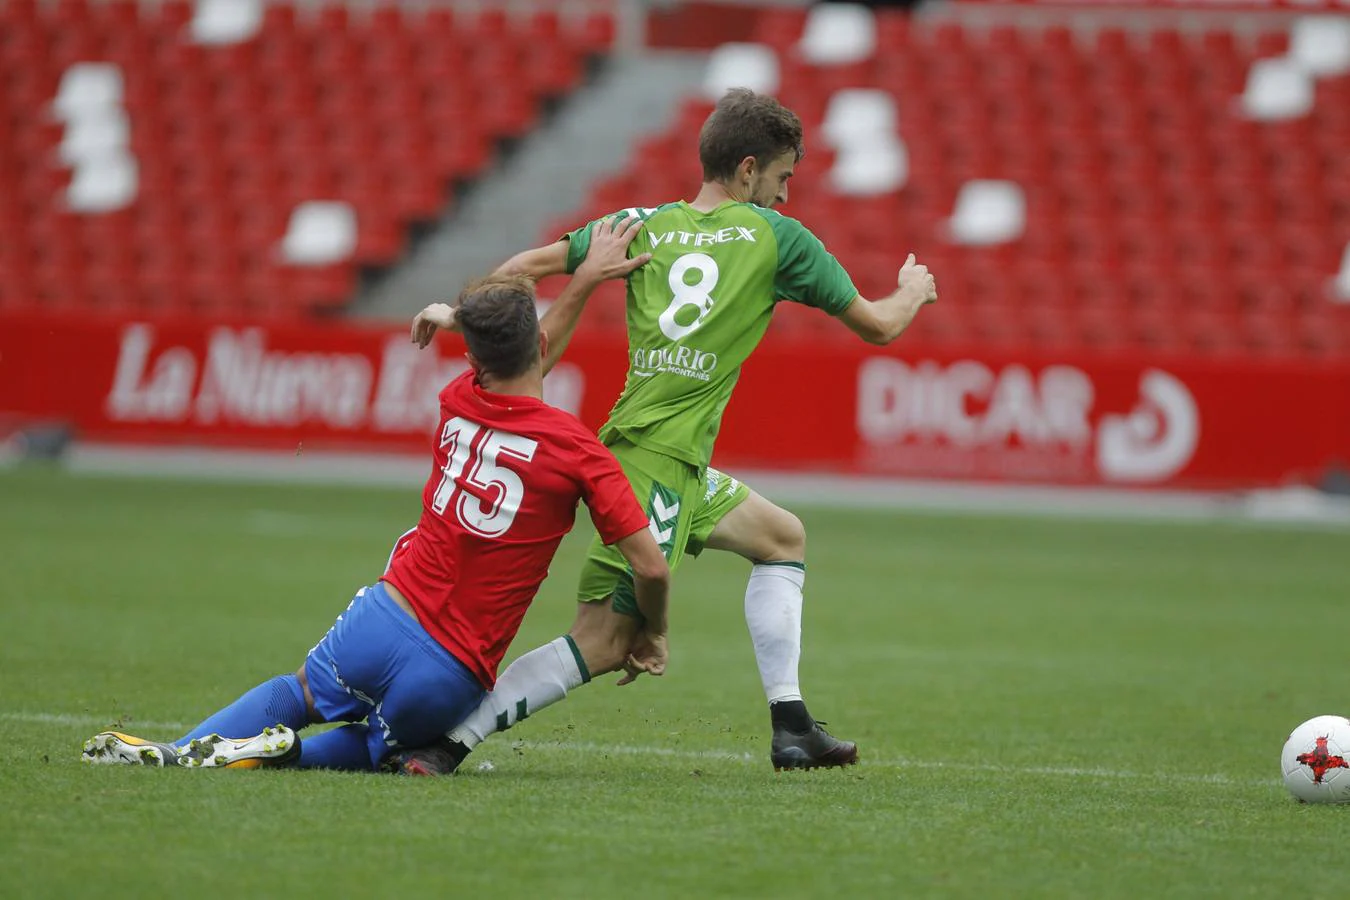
[[749, 151, 796, 208]]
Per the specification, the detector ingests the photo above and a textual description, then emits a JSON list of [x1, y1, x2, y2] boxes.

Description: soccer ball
[[1281, 715, 1350, 803]]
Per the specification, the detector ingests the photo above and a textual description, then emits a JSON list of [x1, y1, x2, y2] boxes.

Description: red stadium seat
[[577, 11, 617, 53], [146, 0, 191, 43], [0, 0, 39, 27], [751, 6, 808, 54]]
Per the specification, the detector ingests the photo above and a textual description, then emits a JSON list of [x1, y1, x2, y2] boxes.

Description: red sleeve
[[574, 432, 649, 545]]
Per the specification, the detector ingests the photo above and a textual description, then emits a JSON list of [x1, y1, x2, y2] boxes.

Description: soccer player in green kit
[[399, 88, 938, 772]]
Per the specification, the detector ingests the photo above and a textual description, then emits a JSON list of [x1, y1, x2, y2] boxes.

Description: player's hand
[[577, 216, 652, 284], [897, 253, 938, 306], [410, 302, 457, 349], [616, 630, 668, 686]]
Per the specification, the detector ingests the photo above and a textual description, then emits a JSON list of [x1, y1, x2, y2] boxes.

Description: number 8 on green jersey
[[565, 200, 859, 469]]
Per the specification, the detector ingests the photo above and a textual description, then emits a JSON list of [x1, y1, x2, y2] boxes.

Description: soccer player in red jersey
[[81, 219, 670, 772]]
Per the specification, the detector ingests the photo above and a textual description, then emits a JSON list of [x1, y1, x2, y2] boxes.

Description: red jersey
[[382, 372, 648, 688]]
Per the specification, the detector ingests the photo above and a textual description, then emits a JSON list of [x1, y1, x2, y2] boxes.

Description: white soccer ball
[[1281, 715, 1350, 803]]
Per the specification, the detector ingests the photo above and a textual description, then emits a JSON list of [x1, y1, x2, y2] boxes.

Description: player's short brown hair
[[698, 87, 805, 182], [454, 274, 540, 379]]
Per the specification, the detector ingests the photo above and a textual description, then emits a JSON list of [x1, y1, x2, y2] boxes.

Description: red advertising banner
[[2, 312, 1348, 489], [725, 347, 1350, 488], [0, 313, 629, 453]]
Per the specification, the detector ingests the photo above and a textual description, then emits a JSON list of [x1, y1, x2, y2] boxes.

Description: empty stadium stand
[[0, 0, 613, 316]]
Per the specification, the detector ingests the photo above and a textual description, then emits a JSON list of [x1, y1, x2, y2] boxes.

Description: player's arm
[[494, 241, 570, 280], [537, 217, 651, 376], [836, 254, 939, 346], [494, 207, 649, 281], [410, 237, 582, 348], [411, 219, 649, 374], [612, 527, 670, 685], [578, 437, 671, 682], [772, 215, 938, 346], [613, 528, 670, 638]]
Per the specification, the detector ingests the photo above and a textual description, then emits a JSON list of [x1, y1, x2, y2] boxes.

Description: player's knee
[[783, 511, 807, 560], [293, 664, 323, 723], [761, 508, 806, 562]]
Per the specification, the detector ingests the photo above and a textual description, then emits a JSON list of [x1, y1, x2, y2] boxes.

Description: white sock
[[744, 562, 805, 704], [447, 636, 589, 750]]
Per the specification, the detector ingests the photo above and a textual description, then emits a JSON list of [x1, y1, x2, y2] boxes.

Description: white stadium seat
[[829, 138, 909, 196], [797, 3, 877, 66], [1333, 242, 1350, 303], [66, 152, 138, 213], [280, 201, 358, 265], [190, 0, 264, 46], [947, 180, 1026, 246], [52, 63, 123, 121], [1241, 57, 1314, 120], [1289, 16, 1350, 78], [54, 62, 138, 213], [58, 109, 131, 166], [703, 43, 779, 100], [821, 88, 899, 150]]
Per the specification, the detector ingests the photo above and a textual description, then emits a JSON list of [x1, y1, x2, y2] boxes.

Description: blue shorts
[[304, 582, 485, 767]]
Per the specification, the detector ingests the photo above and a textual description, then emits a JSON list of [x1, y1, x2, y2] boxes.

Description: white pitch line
[[7, 711, 1273, 788]]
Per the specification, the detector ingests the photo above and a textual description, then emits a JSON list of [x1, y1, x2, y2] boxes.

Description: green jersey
[[564, 201, 858, 469]]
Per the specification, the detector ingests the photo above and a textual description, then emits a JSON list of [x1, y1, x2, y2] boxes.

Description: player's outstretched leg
[[704, 489, 858, 771], [82, 725, 300, 769], [176, 674, 312, 747]]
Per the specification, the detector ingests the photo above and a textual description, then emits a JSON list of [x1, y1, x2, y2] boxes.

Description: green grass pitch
[[1, 466, 1345, 897]]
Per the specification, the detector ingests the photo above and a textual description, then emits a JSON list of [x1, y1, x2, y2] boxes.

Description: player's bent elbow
[[879, 322, 912, 345], [860, 325, 893, 346], [841, 298, 896, 346], [849, 319, 894, 346], [865, 314, 915, 346], [632, 555, 671, 585], [615, 530, 670, 584]]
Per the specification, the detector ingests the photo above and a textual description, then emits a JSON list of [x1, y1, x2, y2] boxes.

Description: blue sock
[[178, 674, 309, 746], [297, 724, 378, 771]]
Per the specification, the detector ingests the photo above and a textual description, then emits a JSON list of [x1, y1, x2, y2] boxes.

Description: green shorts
[[576, 439, 751, 618]]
